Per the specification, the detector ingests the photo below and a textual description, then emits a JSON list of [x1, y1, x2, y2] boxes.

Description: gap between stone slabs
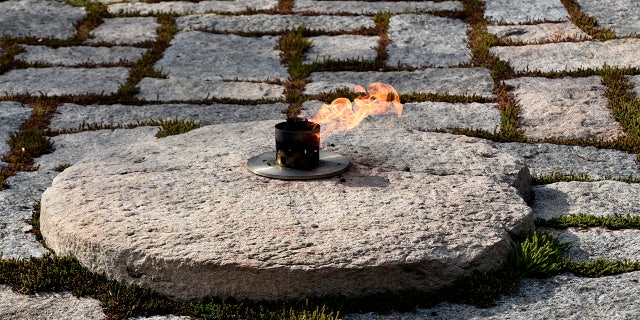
[[40, 120, 533, 301]]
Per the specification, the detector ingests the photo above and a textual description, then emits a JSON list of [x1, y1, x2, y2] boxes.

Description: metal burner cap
[[247, 151, 349, 180]]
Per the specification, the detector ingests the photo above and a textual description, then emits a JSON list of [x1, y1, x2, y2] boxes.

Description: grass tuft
[[155, 118, 201, 138], [536, 213, 640, 230]]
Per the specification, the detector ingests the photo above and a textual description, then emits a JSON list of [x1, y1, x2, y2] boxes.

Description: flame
[[311, 82, 403, 139]]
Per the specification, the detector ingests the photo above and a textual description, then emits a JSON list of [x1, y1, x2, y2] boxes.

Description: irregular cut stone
[[484, 0, 569, 24], [0, 285, 105, 319], [496, 142, 640, 180], [136, 78, 285, 101], [86, 17, 159, 45], [177, 14, 375, 33], [305, 68, 495, 99], [35, 127, 159, 172], [0, 102, 31, 157], [293, 0, 464, 14], [346, 271, 640, 319], [15, 45, 147, 66], [108, 0, 277, 15], [49, 103, 290, 132], [388, 14, 471, 67], [532, 181, 640, 220], [40, 121, 532, 300], [155, 32, 288, 81], [0, 67, 129, 96], [0, 0, 85, 40], [305, 35, 379, 64], [505, 76, 623, 141], [491, 39, 640, 72], [577, 0, 640, 36], [487, 22, 591, 44], [549, 227, 640, 261]]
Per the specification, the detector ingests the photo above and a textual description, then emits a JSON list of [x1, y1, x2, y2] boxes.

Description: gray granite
[[497, 142, 640, 180], [86, 17, 159, 45], [491, 39, 640, 73], [49, 103, 290, 132], [484, 0, 569, 24], [551, 227, 640, 262], [0, 102, 31, 157], [108, 0, 277, 15], [293, 0, 464, 14], [533, 181, 640, 220], [155, 32, 288, 81], [630, 75, 640, 97], [0, 285, 105, 319], [0, 67, 129, 96], [505, 76, 623, 141], [305, 35, 379, 64], [136, 78, 284, 101], [305, 68, 495, 99], [347, 271, 640, 320], [15, 45, 147, 66], [577, 0, 640, 37], [388, 14, 471, 67], [177, 14, 375, 33], [0, 0, 85, 40], [487, 22, 590, 44]]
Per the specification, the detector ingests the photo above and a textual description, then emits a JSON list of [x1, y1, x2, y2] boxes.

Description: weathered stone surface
[[86, 17, 159, 45], [155, 32, 288, 81], [487, 22, 590, 44], [177, 14, 374, 33], [505, 76, 623, 141], [49, 102, 290, 131], [388, 14, 471, 67], [35, 127, 159, 172], [346, 271, 640, 319], [15, 45, 147, 66], [0, 102, 31, 157], [0, 67, 129, 96], [484, 0, 569, 24], [108, 0, 277, 15], [496, 142, 640, 180], [136, 78, 285, 101], [305, 68, 495, 98], [293, 0, 464, 14], [550, 227, 640, 261], [532, 181, 640, 220], [40, 121, 532, 300], [491, 39, 640, 72], [577, 0, 640, 37], [305, 35, 379, 64], [0, 285, 105, 319], [630, 75, 640, 97], [0, 0, 85, 40]]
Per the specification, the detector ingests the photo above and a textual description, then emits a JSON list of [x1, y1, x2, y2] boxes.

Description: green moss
[[536, 213, 640, 230], [155, 118, 201, 138], [568, 259, 640, 277], [561, 0, 617, 41]]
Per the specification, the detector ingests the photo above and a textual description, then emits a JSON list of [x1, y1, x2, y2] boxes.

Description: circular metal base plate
[[247, 151, 349, 180]]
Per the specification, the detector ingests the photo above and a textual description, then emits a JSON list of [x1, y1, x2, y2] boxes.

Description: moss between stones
[[536, 213, 640, 230]]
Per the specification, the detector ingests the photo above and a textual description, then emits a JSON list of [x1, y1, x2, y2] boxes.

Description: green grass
[[536, 213, 640, 230], [560, 0, 617, 41], [155, 118, 201, 138]]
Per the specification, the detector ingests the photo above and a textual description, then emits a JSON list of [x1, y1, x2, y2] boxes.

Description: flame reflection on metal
[[247, 151, 349, 180]]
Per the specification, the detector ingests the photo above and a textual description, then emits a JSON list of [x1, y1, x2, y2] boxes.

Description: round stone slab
[[40, 120, 533, 301]]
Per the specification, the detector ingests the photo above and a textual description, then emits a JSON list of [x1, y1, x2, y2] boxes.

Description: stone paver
[[305, 35, 380, 64], [484, 0, 569, 24], [0, 67, 129, 96], [491, 39, 640, 72], [108, 0, 277, 15], [305, 68, 495, 98], [388, 14, 471, 67], [533, 181, 640, 220], [293, 0, 464, 14], [0, 0, 85, 40], [506, 76, 624, 141], [577, 0, 640, 37], [487, 22, 590, 44], [551, 227, 640, 261], [177, 14, 375, 33], [0, 285, 105, 319], [15, 45, 147, 66], [136, 78, 285, 101], [155, 32, 288, 81], [0, 102, 31, 158], [86, 17, 159, 45]]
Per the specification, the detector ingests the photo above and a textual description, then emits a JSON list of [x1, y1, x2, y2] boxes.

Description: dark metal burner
[[246, 117, 349, 180]]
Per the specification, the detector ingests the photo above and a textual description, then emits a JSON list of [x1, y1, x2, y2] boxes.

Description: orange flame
[[311, 82, 403, 139]]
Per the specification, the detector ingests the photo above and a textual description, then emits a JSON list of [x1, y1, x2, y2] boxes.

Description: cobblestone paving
[[1, 0, 639, 319]]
